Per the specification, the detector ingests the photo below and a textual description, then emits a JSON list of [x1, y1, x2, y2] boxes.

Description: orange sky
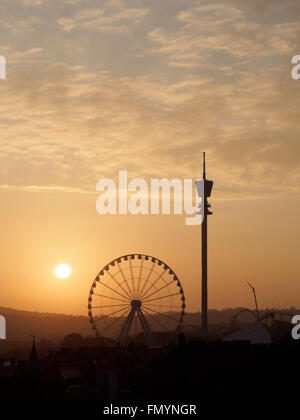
[[0, 185, 299, 315], [0, 0, 300, 315]]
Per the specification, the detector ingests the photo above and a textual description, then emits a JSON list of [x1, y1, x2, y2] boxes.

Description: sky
[[0, 0, 300, 315]]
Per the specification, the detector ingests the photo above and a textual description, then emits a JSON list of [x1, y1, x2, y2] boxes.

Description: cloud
[[2, 47, 44, 64], [0, 0, 300, 198], [0, 15, 43, 38], [62, 0, 88, 4], [0, 184, 92, 194], [148, 1, 300, 68], [57, 1, 149, 32], [0, 57, 299, 197], [22, 0, 44, 5]]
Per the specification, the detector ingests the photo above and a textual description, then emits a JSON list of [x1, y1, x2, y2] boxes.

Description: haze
[[0, 0, 299, 315]]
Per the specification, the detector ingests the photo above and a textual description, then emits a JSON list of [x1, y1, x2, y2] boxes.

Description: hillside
[[1, 305, 294, 342], [0, 307, 89, 341]]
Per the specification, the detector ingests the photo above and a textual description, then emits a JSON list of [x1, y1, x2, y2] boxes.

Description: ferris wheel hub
[[131, 299, 142, 310]]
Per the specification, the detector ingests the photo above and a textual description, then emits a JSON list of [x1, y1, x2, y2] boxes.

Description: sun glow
[[55, 264, 71, 279]]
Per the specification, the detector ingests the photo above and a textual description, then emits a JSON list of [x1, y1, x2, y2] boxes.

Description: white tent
[[222, 322, 271, 344]]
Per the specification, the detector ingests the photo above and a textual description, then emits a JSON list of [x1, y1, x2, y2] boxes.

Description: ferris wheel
[[88, 254, 185, 346]]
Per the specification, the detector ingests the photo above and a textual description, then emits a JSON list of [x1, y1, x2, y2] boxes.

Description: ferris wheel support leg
[[137, 309, 157, 347], [116, 309, 135, 344]]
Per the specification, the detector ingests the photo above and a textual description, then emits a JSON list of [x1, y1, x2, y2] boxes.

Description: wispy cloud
[[0, 184, 93, 194], [148, 1, 299, 69], [0, 0, 300, 198], [57, 1, 149, 32], [22, 0, 44, 6]]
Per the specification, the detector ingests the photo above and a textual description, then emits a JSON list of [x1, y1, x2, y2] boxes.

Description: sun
[[55, 263, 71, 279]]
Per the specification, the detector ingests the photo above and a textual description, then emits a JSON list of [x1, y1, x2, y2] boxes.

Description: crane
[[247, 282, 259, 320]]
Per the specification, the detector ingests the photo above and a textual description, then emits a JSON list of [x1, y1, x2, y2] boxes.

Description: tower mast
[[201, 152, 213, 332]]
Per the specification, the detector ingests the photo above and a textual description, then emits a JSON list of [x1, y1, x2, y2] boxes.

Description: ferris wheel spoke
[[146, 303, 182, 309], [141, 271, 165, 300], [142, 308, 170, 332], [142, 279, 174, 301], [93, 306, 130, 323], [136, 257, 144, 297], [91, 303, 129, 309], [98, 280, 131, 302], [137, 309, 157, 347], [133, 311, 138, 336], [93, 293, 129, 304], [107, 270, 132, 300], [138, 262, 156, 297], [99, 307, 129, 336], [135, 312, 139, 334], [143, 292, 180, 304], [142, 304, 180, 323], [129, 258, 136, 296], [113, 309, 133, 340], [116, 309, 135, 343], [117, 261, 134, 298]]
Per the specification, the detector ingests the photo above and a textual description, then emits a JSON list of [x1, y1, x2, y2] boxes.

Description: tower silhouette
[[201, 152, 213, 332]]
